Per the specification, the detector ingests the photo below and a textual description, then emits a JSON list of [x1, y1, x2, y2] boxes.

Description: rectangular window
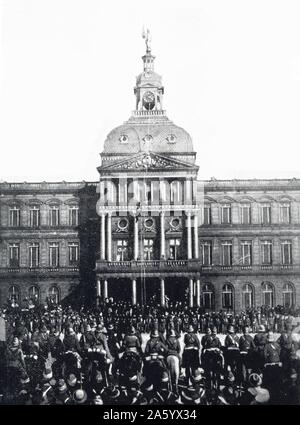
[[49, 206, 59, 226], [200, 242, 212, 266], [143, 238, 154, 260], [30, 206, 40, 227], [203, 205, 211, 225], [261, 204, 271, 225], [281, 241, 292, 265], [9, 207, 20, 227], [240, 204, 251, 225], [280, 203, 291, 224], [116, 239, 128, 261], [221, 241, 232, 266], [49, 243, 59, 267], [221, 204, 231, 224], [169, 238, 181, 260], [241, 241, 252, 265], [9, 244, 20, 268], [68, 243, 79, 264], [69, 207, 79, 226], [29, 243, 39, 268], [261, 241, 272, 265]]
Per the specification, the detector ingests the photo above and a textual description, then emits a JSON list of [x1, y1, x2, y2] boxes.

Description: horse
[[165, 354, 180, 393]]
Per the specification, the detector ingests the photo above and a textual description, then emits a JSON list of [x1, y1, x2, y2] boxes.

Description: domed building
[[96, 36, 202, 306]]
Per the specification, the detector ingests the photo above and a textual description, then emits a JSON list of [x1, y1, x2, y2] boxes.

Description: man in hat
[[263, 331, 282, 402], [239, 373, 270, 405], [122, 326, 141, 354], [144, 329, 168, 390], [182, 325, 200, 386], [224, 325, 240, 379], [181, 368, 205, 405], [54, 379, 72, 405], [5, 336, 27, 392], [239, 325, 256, 382], [201, 327, 223, 390], [100, 384, 120, 405], [253, 325, 267, 372], [277, 325, 297, 374], [72, 388, 88, 405], [63, 327, 81, 353]]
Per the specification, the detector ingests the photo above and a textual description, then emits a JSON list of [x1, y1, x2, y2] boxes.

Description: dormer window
[[119, 134, 128, 144], [166, 134, 176, 144]]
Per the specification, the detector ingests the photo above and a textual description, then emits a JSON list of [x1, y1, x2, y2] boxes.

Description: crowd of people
[[0, 297, 300, 405]]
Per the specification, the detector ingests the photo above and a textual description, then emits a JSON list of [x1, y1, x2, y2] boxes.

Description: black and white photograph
[[1, 0, 300, 411]]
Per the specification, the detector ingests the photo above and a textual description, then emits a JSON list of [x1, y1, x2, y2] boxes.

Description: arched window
[[29, 285, 39, 301], [283, 283, 294, 309], [222, 284, 234, 310], [9, 285, 20, 302], [202, 284, 214, 310], [170, 181, 182, 204], [48, 286, 60, 304], [262, 282, 274, 307], [242, 284, 254, 309]]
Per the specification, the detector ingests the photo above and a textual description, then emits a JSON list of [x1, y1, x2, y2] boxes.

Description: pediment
[[99, 152, 197, 172]]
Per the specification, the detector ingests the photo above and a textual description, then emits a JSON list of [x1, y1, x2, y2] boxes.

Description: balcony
[[96, 259, 201, 273], [95, 260, 300, 276], [0, 267, 79, 276]]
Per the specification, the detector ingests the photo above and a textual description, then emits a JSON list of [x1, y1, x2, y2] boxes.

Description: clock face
[[143, 91, 155, 110]]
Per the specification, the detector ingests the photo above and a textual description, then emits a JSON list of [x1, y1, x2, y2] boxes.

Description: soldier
[[165, 329, 181, 393], [263, 331, 282, 403], [253, 325, 267, 372], [239, 325, 256, 382], [224, 325, 240, 376], [182, 325, 200, 386], [277, 325, 297, 374]]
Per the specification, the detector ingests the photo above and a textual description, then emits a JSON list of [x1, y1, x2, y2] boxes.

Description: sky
[[1, 0, 300, 182]]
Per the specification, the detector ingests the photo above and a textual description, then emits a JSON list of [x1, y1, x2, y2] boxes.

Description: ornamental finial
[[142, 27, 151, 54]]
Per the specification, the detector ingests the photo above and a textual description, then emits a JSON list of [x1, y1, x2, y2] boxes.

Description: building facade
[[1, 38, 300, 312]]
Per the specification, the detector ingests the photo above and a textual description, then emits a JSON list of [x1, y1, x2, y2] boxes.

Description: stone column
[[196, 279, 201, 307], [132, 279, 137, 305], [160, 212, 165, 259], [101, 213, 106, 260], [134, 216, 139, 260], [107, 213, 112, 261], [160, 278, 165, 307], [189, 278, 194, 308], [187, 212, 192, 260], [103, 280, 108, 300], [96, 278, 101, 297], [193, 214, 199, 259]]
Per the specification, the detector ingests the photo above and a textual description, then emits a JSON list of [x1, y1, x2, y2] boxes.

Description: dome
[[102, 115, 194, 155]]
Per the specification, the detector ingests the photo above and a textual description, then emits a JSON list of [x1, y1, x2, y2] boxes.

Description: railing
[[95, 260, 299, 274], [96, 259, 199, 272], [0, 181, 93, 190], [0, 267, 79, 274], [132, 110, 166, 117]]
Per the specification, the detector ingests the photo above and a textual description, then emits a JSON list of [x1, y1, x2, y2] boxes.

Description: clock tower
[[134, 29, 164, 112]]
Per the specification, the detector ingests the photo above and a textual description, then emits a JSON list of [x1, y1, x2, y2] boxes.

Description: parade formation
[[0, 297, 300, 405]]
